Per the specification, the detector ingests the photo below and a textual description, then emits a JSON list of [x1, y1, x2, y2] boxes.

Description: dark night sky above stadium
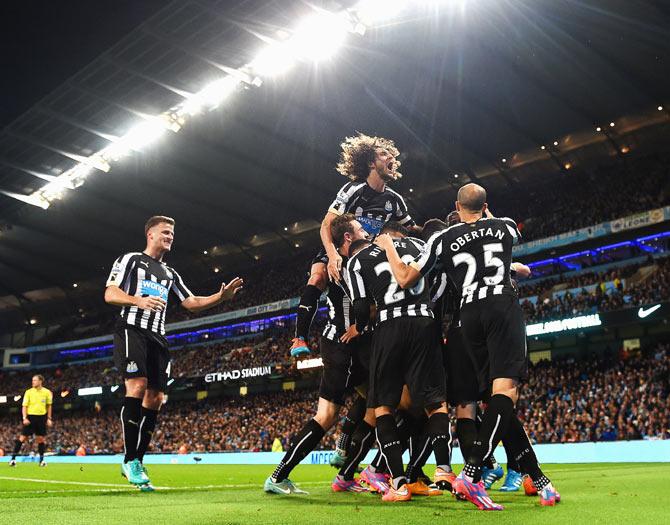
[[0, 0, 164, 128]]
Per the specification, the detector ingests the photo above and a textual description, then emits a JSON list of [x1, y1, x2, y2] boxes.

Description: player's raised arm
[[320, 210, 342, 282], [374, 234, 422, 289], [511, 262, 531, 279], [181, 277, 244, 312]]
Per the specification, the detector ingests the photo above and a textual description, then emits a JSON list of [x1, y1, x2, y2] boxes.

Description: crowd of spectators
[[493, 152, 670, 242], [520, 257, 669, 323], [520, 342, 669, 443], [2, 257, 668, 395], [1, 342, 667, 456]]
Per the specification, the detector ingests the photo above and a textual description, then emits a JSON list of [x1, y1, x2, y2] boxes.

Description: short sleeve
[[22, 390, 30, 407], [328, 182, 358, 216], [500, 217, 522, 246], [393, 191, 414, 226], [170, 268, 194, 302], [343, 256, 367, 300], [106, 253, 136, 288], [409, 230, 445, 276]]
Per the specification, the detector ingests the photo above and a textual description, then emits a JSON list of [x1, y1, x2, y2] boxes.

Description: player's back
[[348, 237, 432, 323], [421, 217, 521, 305]]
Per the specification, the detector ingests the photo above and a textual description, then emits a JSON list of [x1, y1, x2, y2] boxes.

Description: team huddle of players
[[8, 132, 560, 510], [265, 133, 561, 510]]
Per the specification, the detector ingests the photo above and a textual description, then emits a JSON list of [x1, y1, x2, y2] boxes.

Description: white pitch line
[[0, 476, 332, 493]]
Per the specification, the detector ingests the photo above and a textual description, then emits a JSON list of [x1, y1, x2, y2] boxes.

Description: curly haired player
[[289, 133, 417, 357]]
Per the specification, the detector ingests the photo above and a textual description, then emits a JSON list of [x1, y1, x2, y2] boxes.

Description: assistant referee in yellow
[[9, 374, 53, 467]]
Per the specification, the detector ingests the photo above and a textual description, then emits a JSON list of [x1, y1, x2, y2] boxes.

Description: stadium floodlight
[[353, 0, 408, 26], [658, 105, 664, 111], [251, 11, 352, 77], [180, 76, 240, 116]]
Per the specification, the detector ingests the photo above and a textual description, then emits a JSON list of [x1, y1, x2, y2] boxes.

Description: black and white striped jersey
[[410, 217, 522, 306], [106, 252, 193, 336], [328, 181, 415, 236], [344, 237, 433, 324], [322, 279, 355, 342]]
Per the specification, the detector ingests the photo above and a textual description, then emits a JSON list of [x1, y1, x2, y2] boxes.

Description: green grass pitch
[[1, 463, 668, 525]]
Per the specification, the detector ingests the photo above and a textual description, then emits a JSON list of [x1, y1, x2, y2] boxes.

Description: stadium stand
[[1, 342, 667, 455]]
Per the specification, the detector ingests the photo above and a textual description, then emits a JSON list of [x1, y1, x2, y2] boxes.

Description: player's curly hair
[[336, 133, 402, 181]]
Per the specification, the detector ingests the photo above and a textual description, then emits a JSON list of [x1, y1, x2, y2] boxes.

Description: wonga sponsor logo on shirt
[[140, 280, 169, 301]]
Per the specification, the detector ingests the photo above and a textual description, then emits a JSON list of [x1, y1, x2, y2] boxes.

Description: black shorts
[[21, 414, 47, 436], [311, 247, 329, 268], [368, 317, 446, 410], [459, 295, 528, 386], [113, 324, 171, 391], [319, 332, 371, 405], [443, 318, 485, 405]]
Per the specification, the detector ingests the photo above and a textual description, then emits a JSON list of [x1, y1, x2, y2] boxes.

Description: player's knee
[[308, 271, 327, 290], [314, 400, 339, 429], [375, 406, 393, 417], [425, 401, 447, 417], [144, 390, 164, 410], [125, 378, 148, 398]]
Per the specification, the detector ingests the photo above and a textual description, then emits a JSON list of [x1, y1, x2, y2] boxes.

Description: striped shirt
[[410, 217, 522, 306], [344, 237, 433, 324], [106, 252, 193, 336], [322, 280, 356, 342], [328, 181, 414, 236]]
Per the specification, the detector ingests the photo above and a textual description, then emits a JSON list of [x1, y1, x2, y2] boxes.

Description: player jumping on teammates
[[288, 133, 416, 357], [104, 215, 243, 490], [9, 374, 53, 467]]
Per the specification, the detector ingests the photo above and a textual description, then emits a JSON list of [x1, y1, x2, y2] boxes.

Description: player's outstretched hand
[[327, 254, 343, 283], [339, 324, 360, 344], [375, 233, 394, 251], [220, 277, 244, 301], [136, 296, 166, 312]]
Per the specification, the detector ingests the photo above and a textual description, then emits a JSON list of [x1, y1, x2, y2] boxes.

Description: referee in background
[[9, 374, 53, 467]]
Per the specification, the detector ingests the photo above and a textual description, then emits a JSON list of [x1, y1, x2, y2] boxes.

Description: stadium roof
[[0, 0, 669, 328]]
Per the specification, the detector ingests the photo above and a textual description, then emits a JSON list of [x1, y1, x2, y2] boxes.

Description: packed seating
[[2, 342, 667, 455]]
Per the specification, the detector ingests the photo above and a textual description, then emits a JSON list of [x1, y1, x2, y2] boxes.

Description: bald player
[[377, 183, 560, 509]]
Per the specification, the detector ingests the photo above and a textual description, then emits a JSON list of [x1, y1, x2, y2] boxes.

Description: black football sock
[[121, 397, 143, 463], [295, 285, 322, 340], [503, 438, 521, 473], [272, 419, 325, 482], [405, 434, 432, 483], [12, 439, 22, 459], [427, 412, 452, 472], [336, 396, 367, 454], [476, 407, 498, 469], [136, 407, 159, 463], [504, 415, 550, 489], [456, 418, 477, 463], [38, 442, 46, 462], [375, 414, 406, 489], [339, 421, 374, 480], [368, 449, 387, 473], [463, 394, 514, 483]]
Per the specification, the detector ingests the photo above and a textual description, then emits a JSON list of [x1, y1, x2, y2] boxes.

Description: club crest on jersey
[[384, 200, 393, 212], [126, 361, 139, 373]]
